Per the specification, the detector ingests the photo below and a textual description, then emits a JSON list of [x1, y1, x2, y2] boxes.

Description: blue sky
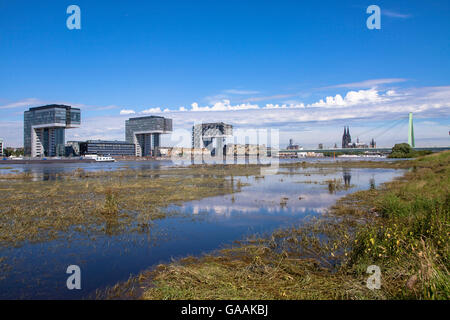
[[0, 0, 449, 148]]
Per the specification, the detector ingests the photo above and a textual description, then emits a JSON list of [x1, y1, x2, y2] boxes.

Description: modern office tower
[[24, 105, 81, 157], [192, 122, 233, 156], [125, 116, 172, 156], [0, 138, 3, 156], [79, 140, 136, 156]]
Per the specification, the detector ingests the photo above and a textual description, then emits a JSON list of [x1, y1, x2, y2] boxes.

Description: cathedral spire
[[342, 126, 348, 148]]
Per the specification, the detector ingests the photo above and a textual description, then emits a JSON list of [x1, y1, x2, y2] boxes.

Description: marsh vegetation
[[104, 152, 449, 300], [0, 166, 260, 247]]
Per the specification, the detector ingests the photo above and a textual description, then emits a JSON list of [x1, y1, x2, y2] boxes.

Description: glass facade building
[[125, 116, 172, 156], [24, 105, 80, 157], [192, 122, 233, 156], [79, 140, 135, 156]]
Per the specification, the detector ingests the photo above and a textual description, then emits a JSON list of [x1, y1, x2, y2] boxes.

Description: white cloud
[[114, 87, 449, 120], [243, 93, 297, 102], [0, 98, 44, 109], [141, 107, 162, 114], [264, 103, 305, 109], [311, 88, 384, 107], [2, 85, 449, 148], [120, 109, 135, 115], [326, 78, 408, 89], [224, 89, 260, 95], [203, 89, 261, 105], [204, 94, 229, 104], [383, 10, 412, 19], [93, 105, 120, 111], [190, 99, 259, 112]]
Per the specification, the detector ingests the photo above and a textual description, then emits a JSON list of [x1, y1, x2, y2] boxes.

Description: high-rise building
[[0, 138, 3, 156], [24, 105, 81, 157], [65, 141, 81, 157], [125, 116, 172, 156], [192, 122, 233, 156]]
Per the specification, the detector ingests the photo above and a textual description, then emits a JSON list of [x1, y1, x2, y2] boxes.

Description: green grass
[[344, 152, 449, 299]]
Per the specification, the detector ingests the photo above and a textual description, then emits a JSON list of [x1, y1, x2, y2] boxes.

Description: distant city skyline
[[1, 1, 449, 148]]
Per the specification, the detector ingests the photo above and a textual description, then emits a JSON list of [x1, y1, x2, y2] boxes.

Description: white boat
[[84, 155, 116, 162], [338, 154, 385, 158], [337, 154, 360, 158]]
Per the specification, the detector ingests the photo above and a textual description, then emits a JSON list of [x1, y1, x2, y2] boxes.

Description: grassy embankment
[[125, 152, 449, 300]]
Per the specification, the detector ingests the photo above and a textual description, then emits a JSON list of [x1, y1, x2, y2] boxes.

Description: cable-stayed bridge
[[280, 113, 450, 154], [279, 146, 450, 154]]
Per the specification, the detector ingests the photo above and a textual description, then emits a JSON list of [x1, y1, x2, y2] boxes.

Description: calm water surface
[[0, 161, 405, 299], [0, 157, 400, 179]]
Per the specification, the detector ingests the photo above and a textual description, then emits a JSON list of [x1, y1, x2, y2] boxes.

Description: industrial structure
[[287, 139, 301, 150], [192, 122, 233, 157], [24, 105, 81, 157], [125, 116, 172, 156]]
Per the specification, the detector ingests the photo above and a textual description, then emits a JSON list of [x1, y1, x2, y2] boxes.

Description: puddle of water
[[0, 166, 404, 299]]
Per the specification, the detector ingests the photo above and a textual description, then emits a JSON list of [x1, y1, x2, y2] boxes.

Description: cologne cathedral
[[342, 126, 352, 148], [341, 126, 376, 149]]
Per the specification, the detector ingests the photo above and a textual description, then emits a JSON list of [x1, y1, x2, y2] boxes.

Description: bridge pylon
[[408, 112, 415, 148]]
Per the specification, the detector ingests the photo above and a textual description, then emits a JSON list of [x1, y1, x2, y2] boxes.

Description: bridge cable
[[351, 116, 408, 143]]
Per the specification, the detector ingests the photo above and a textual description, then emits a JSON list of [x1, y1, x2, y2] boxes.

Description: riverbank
[[0, 158, 96, 164], [104, 151, 449, 300]]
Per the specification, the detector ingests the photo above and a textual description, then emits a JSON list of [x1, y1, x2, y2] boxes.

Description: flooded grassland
[[133, 153, 449, 300], [0, 158, 437, 299]]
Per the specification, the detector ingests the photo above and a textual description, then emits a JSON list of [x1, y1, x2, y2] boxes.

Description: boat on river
[[83, 155, 116, 162]]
